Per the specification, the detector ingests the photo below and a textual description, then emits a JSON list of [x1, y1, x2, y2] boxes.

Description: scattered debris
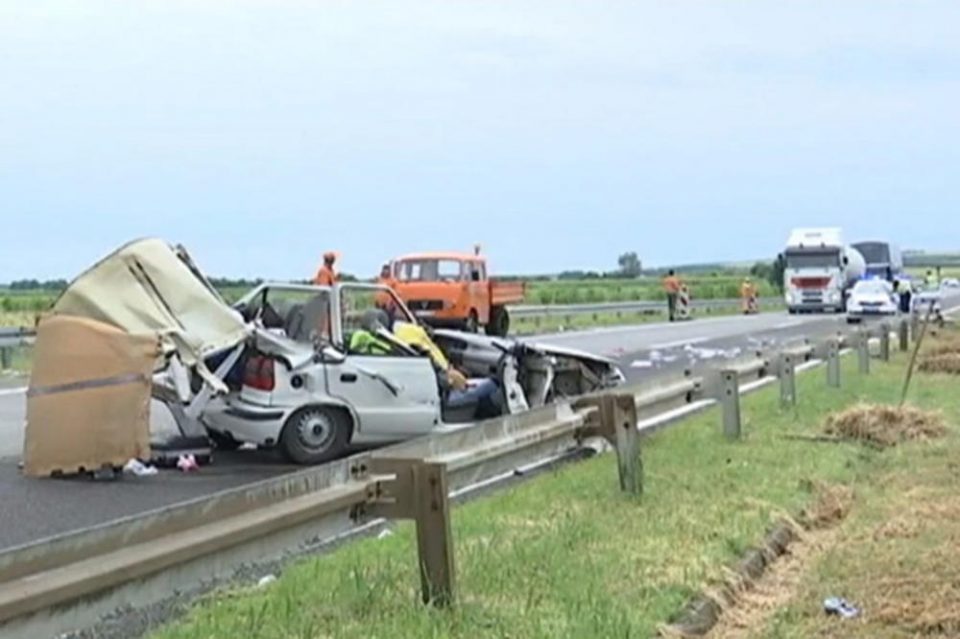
[[176, 454, 200, 473], [824, 596, 860, 619], [123, 458, 159, 477], [256, 575, 278, 588], [630, 360, 654, 369], [823, 403, 946, 449], [377, 529, 394, 540]]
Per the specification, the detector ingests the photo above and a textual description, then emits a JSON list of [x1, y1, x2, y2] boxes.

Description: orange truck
[[389, 251, 525, 336]]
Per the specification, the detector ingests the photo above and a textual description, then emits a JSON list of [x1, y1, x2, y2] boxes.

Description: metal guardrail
[[0, 320, 903, 638], [509, 297, 782, 319], [0, 328, 33, 370]]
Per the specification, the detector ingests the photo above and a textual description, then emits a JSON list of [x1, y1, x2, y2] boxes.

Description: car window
[[248, 287, 333, 344], [339, 284, 416, 344]]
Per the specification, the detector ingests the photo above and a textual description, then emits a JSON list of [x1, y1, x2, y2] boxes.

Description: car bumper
[[203, 396, 289, 446]]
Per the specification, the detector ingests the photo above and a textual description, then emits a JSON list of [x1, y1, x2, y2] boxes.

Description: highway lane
[[0, 303, 953, 551]]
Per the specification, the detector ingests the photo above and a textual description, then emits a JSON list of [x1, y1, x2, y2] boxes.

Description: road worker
[[740, 277, 758, 314], [313, 252, 338, 286], [663, 270, 682, 321], [925, 269, 940, 291], [375, 262, 398, 312]]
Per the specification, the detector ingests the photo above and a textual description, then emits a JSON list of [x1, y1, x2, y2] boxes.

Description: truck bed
[[490, 281, 525, 306]]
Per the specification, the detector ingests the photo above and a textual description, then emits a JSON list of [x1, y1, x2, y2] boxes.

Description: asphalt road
[[0, 303, 953, 551]]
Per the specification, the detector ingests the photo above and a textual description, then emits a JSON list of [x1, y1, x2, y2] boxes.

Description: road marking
[[773, 320, 803, 330], [648, 337, 708, 350], [0, 387, 26, 397]]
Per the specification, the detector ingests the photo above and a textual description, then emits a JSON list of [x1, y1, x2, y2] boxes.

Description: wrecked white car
[[201, 282, 625, 464], [51, 239, 625, 466]]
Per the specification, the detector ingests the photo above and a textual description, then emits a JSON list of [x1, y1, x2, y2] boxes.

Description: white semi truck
[[781, 228, 866, 313]]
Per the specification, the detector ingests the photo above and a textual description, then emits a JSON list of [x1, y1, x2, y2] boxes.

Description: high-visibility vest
[[314, 266, 336, 286], [349, 330, 393, 355]]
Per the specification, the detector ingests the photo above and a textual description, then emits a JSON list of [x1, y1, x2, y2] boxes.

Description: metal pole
[[858, 331, 870, 374], [779, 353, 796, 407], [720, 369, 741, 439], [0, 347, 9, 371], [414, 462, 456, 607], [879, 322, 891, 362], [898, 319, 909, 352], [826, 340, 841, 388], [611, 394, 642, 495]]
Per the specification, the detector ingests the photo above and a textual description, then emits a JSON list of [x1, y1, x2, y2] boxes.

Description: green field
[[153, 339, 957, 639], [0, 273, 776, 328]]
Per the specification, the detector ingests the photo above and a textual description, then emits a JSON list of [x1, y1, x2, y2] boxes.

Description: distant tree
[[750, 259, 785, 292], [617, 252, 643, 278]]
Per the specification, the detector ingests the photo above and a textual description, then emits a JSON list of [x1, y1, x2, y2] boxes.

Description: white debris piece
[[378, 529, 395, 540], [123, 459, 158, 477], [630, 360, 654, 369], [257, 575, 278, 588]]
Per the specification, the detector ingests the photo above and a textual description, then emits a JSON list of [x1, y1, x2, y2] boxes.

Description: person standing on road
[[740, 277, 758, 314], [313, 252, 338, 286], [663, 270, 682, 321], [925, 269, 940, 291]]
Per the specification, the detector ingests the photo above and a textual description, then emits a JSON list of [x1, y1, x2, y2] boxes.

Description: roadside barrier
[[0, 320, 919, 637]]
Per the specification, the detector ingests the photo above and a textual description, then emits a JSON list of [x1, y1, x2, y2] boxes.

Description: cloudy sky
[[1, 1, 958, 280]]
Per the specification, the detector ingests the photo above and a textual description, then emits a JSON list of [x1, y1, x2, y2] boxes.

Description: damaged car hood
[[432, 329, 620, 367], [52, 238, 249, 367]]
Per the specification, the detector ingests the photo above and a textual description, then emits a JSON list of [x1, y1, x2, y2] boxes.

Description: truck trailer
[[781, 228, 866, 313], [851, 241, 904, 282]]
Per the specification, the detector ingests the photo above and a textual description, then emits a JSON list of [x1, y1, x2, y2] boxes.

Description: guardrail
[[0, 319, 913, 639], [0, 328, 33, 370]]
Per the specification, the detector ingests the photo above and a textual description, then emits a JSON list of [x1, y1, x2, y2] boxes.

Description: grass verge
[[152, 345, 956, 639]]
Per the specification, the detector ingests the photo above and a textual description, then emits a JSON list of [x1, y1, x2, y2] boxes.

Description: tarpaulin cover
[[23, 315, 159, 477], [52, 238, 248, 368]]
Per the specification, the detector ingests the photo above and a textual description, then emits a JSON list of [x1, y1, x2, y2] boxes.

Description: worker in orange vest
[[375, 262, 398, 312], [314, 252, 338, 286], [663, 270, 682, 321], [740, 277, 758, 314]]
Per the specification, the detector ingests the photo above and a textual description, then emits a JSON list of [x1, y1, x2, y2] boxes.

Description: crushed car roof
[[52, 238, 249, 366]]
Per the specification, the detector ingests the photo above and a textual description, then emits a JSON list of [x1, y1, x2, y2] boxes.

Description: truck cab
[[782, 228, 865, 314], [389, 251, 524, 336]]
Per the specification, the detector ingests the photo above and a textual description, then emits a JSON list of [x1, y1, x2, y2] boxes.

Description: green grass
[[152, 348, 947, 639]]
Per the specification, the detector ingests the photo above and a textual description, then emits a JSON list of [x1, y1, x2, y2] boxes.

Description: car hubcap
[[297, 411, 335, 450]]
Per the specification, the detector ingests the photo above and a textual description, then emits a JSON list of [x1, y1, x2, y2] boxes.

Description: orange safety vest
[[663, 276, 681, 294], [314, 265, 336, 286]]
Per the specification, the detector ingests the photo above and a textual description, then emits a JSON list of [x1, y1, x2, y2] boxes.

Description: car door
[[324, 353, 442, 440]]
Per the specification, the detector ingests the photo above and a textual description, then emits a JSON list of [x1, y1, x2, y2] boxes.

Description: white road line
[[0, 387, 26, 397], [773, 320, 803, 329]]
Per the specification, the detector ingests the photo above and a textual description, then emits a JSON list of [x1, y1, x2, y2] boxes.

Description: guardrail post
[[0, 347, 9, 370], [719, 369, 741, 439], [779, 353, 796, 407], [858, 331, 870, 375], [898, 319, 909, 352], [575, 394, 643, 495], [826, 340, 841, 387], [369, 458, 456, 607], [879, 322, 891, 362]]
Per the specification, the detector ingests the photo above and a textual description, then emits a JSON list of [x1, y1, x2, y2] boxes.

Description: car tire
[[280, 406, 352, 465], [487, 306, 510, 337], [465, 311, 479, 333], [206, 429, 242, 451]]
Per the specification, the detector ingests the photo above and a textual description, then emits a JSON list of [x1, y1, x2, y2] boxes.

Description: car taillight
[[244, 356, 275, 391]]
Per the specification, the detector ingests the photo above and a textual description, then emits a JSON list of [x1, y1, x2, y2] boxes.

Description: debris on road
[[177, 454, 200, 473], [257, 575, 278, 588], [123, 459, 159, 477], [630, 360, 654, 369], [823, 403, 946, 449]]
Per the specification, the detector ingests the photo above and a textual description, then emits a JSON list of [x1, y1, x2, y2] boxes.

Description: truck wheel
[[487, 307, 510, 337], [280, 406, 352, 465], [465, 311, 479, 333]]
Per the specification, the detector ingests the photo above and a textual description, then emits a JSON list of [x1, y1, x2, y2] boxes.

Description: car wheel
[[280, 406, 352, 465], [206, 429, 242, 451], [465, 311, 479, 333]]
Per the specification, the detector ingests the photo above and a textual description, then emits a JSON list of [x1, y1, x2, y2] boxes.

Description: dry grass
[[823, 403, 946, 448]]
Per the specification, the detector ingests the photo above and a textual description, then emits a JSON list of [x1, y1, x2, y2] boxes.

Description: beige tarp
[[23, 315, 159, 477], [52, 238, 248, 368]]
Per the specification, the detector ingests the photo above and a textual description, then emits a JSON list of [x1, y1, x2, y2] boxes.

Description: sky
[[1, 1, 958, 281]]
